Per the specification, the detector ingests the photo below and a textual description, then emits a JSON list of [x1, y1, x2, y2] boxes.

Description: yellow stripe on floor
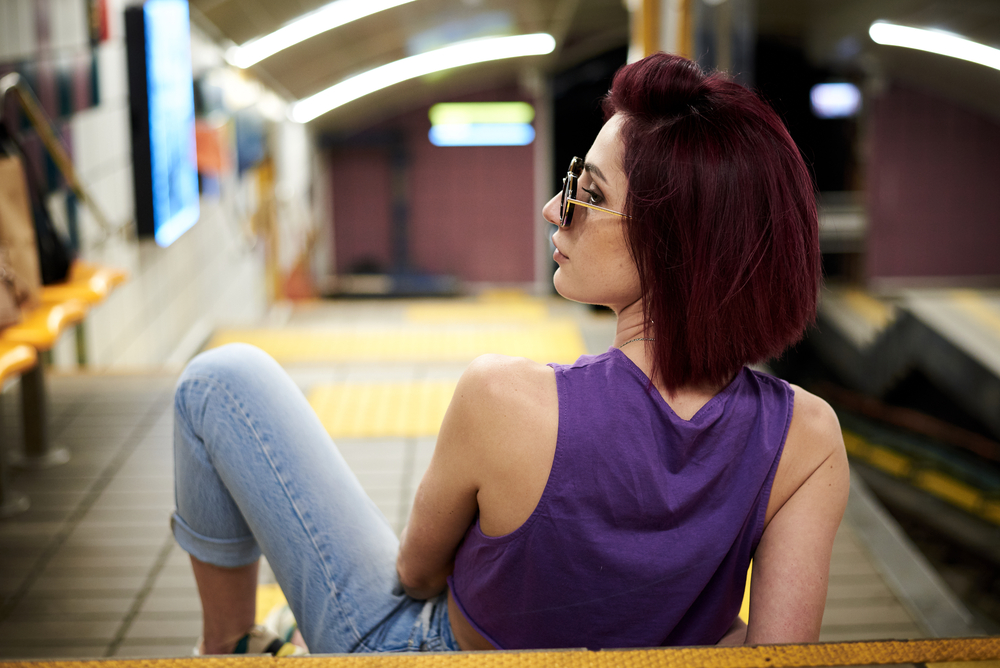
[[840, 288, 896, 330], [952, 290, 1000, 337], [209, 321, 585, 364], [255, 583, 287, 625], [843, 428, 1000, 526], [405, 301, 548, 323], [309, 381, 458, 438]]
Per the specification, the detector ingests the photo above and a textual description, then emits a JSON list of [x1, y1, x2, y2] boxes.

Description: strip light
[[290, 34, 556, 123], [429, 101, 535, 125], [430, 124, 536, 146], [869, 21, 1000, 72], [226, 0, 418, 69]]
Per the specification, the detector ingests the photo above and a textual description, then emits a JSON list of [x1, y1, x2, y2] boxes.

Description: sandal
[[193, 625, 308, 656]]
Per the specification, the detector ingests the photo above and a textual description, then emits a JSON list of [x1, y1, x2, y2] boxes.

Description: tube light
[[869, 21, 1000, 72], [429, 123, 536, 146], [290, 33, 556, 123], [226, 0, 418, 69], [429, 102, 535, 125]]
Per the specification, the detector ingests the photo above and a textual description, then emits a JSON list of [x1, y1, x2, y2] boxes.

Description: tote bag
[[0, 153, 41, 309]]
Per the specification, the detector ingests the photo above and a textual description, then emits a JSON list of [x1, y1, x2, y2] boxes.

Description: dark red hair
[[603, 53, 820, 391]]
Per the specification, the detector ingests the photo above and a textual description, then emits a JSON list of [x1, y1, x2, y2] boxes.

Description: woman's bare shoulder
[[765, 384, 847, 524], [786, 385, 843, 457], [442, 355, 560, 534], [454, 354, 558, 417]]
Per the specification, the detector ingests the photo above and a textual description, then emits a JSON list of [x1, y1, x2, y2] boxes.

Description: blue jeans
[[171, 343, 460, 653]]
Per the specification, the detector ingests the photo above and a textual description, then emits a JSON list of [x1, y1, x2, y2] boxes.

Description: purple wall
[[867, 85, 1000, 284], [330, 89, 536, 283], [331, 148, 393, 274]]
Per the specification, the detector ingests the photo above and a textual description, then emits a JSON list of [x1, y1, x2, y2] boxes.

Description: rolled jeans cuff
[[171, 512, 261, 567]]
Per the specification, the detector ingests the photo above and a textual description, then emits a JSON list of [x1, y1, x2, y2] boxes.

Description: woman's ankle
[[200, 627, 253, 655]]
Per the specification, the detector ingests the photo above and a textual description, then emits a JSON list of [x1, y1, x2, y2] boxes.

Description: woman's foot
[[195, 625, 308, 656]]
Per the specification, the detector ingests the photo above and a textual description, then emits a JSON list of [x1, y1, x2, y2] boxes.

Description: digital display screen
[[126, 0, 200, 247]]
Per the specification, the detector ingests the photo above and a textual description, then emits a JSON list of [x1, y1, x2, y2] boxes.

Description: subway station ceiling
[[188, 0, 630, 131], [188, 0, 1000, 131]]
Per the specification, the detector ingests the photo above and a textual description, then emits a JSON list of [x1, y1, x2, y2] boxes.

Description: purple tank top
[[447, 348, 793, 650]]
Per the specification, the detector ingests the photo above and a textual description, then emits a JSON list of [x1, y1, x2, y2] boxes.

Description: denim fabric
[[171, 343, 459, 653]]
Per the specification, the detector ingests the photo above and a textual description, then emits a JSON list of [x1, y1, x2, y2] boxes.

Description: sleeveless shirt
[[446, 347, 793, 650]]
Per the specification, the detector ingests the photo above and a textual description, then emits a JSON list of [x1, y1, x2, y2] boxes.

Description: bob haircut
[[603, 53, 820, 392]]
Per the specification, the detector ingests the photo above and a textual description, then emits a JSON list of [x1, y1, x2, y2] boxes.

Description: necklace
[[619, 337, 655, 348]]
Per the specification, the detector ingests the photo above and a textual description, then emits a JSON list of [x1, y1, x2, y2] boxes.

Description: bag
[[0, 246, 30, 329], [0, 153, 41, 308], [0, 124, 73, 286]]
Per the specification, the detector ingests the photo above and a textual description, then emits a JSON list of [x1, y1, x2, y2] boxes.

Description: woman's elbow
[[396, 556, 448, 600]]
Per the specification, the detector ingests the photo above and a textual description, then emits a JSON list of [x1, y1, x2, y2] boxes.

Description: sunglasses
[[558, 156, 629, 227]]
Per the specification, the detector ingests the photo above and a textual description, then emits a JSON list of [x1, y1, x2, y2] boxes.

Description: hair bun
[[612, 53, 709, 118]]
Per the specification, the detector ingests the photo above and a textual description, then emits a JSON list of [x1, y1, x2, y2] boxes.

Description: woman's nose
[[542, 192, 562, 227]]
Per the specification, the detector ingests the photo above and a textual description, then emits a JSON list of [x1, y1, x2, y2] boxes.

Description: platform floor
[[0, 296, 946, 659]]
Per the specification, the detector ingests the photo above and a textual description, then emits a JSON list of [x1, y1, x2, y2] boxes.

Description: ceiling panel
[[189, 0, 629, 129], [190, 0, 1000, 131]]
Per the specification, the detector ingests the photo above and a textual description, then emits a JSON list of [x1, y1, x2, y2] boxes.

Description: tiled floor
[[0, 297, 941, 659]]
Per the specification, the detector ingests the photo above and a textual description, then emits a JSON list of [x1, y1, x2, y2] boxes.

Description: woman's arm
[[396, 354, 557, 599], [395, 360, 487, 599], [745, 388, 850, 644]]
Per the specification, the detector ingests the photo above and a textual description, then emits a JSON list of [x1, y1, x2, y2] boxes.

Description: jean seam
[[183, 372, 371, 650]]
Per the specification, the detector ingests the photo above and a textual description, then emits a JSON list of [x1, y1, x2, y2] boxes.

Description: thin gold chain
[[619, 337, 655, 348]]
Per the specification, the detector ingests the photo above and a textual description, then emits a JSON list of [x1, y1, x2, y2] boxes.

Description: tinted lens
[[560, 174, 575, 227]]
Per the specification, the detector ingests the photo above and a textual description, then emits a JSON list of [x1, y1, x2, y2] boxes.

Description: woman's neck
[[612, 300, 651, 349], [612, 300, 732, 420]]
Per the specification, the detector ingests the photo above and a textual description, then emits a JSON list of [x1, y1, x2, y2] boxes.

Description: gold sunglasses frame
[[559, 156, 629, 227]]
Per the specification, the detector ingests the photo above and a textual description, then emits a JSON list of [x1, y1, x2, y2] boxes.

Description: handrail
[[0, 72, 126, 244]]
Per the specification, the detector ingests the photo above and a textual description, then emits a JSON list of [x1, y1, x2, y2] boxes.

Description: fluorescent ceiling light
[[291, 33, 556, 123], [810, 83, 861, 119], [430, 123, 536, 146], [429, 102, 535, 125], [869, 21, 1000, 72], [227, 0, 418, 69]]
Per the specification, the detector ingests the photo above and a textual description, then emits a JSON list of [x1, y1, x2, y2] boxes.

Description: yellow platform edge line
[[842, 428, 999, 527], [840, 289, 896, 330], [4, 637, 998, 668], [951, 291, 1000, 337]]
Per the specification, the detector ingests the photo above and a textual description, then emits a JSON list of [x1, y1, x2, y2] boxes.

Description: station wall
[[48, 0, 268, 369], [867, 84, 1000, 287], [328, 89, 537, 286]]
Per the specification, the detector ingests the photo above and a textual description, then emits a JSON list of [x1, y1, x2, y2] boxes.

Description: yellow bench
[[2, 637, 996, 667], [0, 341, 37, 517], [40, 260, 128, 305], [0, 261, 126, 469]]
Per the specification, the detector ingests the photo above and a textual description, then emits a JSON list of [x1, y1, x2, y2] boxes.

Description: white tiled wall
[[0, 0, 38, 62], [51, 5, 270, 370]]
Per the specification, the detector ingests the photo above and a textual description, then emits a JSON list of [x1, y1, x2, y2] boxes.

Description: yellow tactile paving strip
[[255, 584, 288, 625], [309, 381, 458, 438], [209, 321, 585, 364], [3, 638, 998, 668], [405, 301, 549, 323]]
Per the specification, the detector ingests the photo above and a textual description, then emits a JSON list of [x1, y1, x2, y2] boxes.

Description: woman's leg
[[189, 558, 258, 653], [171, 343, 454, 653]]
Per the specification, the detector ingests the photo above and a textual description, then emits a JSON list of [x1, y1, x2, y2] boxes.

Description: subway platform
[[0, 295, 982, 659]]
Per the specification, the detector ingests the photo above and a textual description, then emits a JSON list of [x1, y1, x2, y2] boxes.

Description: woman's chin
[[552, 276, 590, 306]]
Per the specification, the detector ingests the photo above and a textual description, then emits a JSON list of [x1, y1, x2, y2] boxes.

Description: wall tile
[[97, 42, 127, 104]]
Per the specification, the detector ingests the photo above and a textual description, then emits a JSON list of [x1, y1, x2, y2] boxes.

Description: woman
[[171, 53, 848, 655]]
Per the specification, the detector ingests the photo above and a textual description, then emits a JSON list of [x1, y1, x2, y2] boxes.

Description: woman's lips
[[553, 240, 568, 262]]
